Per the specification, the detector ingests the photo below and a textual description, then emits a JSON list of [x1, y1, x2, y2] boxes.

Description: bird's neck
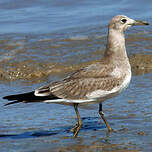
[[104, 29, 128, 62]]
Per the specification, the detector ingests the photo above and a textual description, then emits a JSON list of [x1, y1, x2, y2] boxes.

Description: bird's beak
[[132, 20, 149, 26]]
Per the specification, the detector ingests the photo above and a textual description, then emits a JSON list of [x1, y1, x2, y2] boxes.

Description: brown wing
[[49, 77, 122, 100], [35, 62, 122, 100], [70, 62, 114, 79]]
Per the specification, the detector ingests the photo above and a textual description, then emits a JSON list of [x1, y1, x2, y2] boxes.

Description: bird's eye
[[121, 18, 127, 24]]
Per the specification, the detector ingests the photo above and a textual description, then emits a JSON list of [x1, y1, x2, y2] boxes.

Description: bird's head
[[109, 15, 149, 32]]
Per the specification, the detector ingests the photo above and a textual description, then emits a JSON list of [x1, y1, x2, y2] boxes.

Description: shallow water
[[1, 74, 152, 151], [0, 0, 152, 151]]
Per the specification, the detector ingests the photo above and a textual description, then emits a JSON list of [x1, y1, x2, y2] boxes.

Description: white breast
[[110, 67, 122, 78]]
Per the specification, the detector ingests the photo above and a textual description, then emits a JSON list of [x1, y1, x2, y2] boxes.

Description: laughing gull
[[3, 15, 149, 137]]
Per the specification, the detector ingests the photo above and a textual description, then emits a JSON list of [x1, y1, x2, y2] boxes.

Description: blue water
[[0, 0, 151, 34], [0, 0, 152, 151]]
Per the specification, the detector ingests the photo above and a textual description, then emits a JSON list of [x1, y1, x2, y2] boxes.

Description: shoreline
[[0, 53, 152, 83]]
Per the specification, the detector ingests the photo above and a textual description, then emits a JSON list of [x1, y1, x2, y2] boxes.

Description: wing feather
[[34, 62, 123, 100]]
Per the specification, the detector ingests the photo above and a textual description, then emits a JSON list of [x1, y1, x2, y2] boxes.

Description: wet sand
[[130, 54, 152, 75], [0, 38, 152, 83]]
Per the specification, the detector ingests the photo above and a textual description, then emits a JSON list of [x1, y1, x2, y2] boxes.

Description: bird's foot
[[70, 123, 82, 137], [70, 123, 79, 132], [107, 127, 112, 132]]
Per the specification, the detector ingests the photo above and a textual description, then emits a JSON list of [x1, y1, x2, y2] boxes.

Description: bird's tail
[[3, 91, 60, 106], [4, 100, 23, 106]]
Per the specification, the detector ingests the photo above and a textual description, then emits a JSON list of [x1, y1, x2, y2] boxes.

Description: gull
[[3, 15, 149, 137]]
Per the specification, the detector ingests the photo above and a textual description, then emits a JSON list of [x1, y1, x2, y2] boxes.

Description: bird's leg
[[99, 103, 112, 132], [70, 103, 82, 137]]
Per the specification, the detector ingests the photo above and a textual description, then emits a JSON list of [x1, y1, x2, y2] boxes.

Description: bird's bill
[[132, 20, 149, 26]]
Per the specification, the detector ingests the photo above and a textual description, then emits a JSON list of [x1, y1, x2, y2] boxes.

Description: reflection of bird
[[3, 15, 149, 137]]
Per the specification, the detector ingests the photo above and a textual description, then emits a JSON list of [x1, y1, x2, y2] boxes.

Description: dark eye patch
[[121, 19, 127, 23]]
